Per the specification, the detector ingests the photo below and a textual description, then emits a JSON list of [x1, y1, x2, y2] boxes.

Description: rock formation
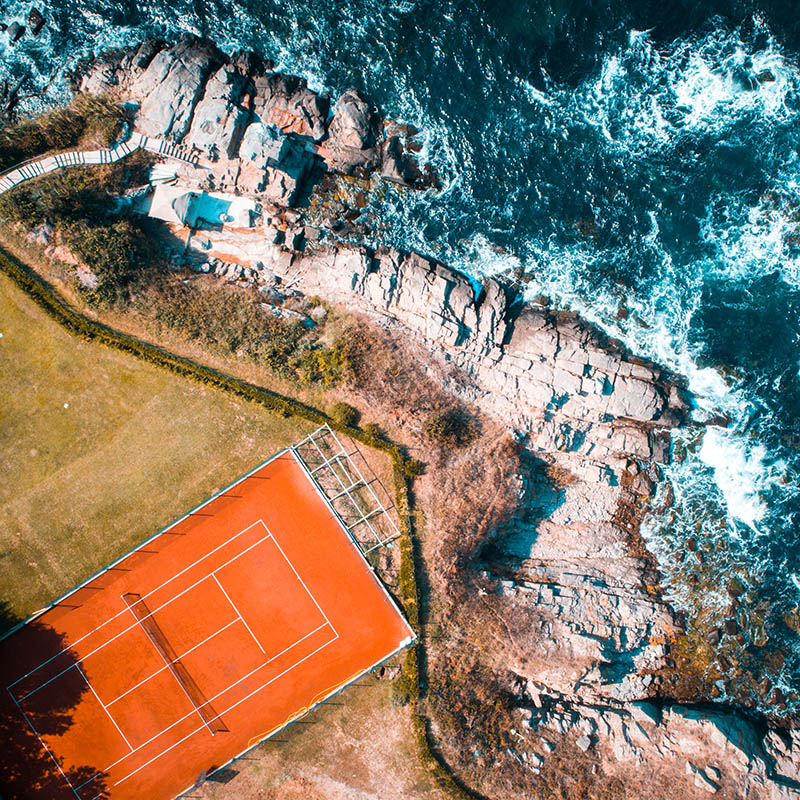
[[76, 35, 429, 206]]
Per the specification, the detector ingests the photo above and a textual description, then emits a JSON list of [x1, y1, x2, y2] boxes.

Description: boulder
[[26, 9, 45, 36], [325, 89, 380, 174], [253, 72, 329, 140], [131, 36, 224, 141], [694, 770, 719, 794], [79, 58, 121, 95], [186, 64, 250, 159], [381, 134, 417, 186], [132, 39, 166, 72], [630, 701, 661, 726], [6, 22, 24, 43], [237, 122, 314, 205]]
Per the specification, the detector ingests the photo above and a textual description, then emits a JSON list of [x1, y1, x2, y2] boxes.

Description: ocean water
[[2, 0, 800, 711]]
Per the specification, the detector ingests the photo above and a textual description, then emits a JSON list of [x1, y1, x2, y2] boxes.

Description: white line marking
[[77, 626, 338, 790], [8, 519, 267, 690], [212, 575, 264, 654], [7, 689, 82, 800], [15, 507, 348, 793], [260, 622, 328, 664], [13, 525, 272, 701], [106, 617, 240, 707], [113, 635, 338, 788], [268, 533, 337, 636], [122, 605, 216, 737], [76, 666, 133, 751], [73, 525, 339, 789], [291, 447, 415, 638]]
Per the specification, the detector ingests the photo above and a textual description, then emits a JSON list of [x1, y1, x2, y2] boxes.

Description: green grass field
[[0, 272, 314, 628]]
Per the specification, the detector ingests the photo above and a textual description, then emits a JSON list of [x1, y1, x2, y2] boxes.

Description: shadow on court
[[0, 601, 110, 800]]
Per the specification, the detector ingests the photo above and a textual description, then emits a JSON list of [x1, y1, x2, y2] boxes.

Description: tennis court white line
[[76, 666, 133, 751], [17, 515, 341, 796], [74, 527, 339, 790], [259, 621, 329, 665], [12, 525, 273, 702], [8, 519, 267, 690], [105, 617, 240, 707], [269, 532, 335, 632], [112, 634, 338, 789], [77, 624, 339, 791], [212, 575, 265, 654], [6, 689, 82, 800]]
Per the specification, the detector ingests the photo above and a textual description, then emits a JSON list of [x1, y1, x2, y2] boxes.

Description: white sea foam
[[701, 185, 800, 290], [573, 21, 800, 154], [699, 426, 774, 533]]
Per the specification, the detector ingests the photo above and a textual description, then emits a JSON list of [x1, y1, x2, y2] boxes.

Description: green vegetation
[[0, 146, 153, 309], [134, 277, 322, 378], [329, 400, 360, 427], [0, 160, 146, 226], [64, 219, 141, 305], [0, 94, 125, 171], [424, 407, 478, 448], [0, 269, 316, 623], [0, 257, 454, 800], [0, 244, 482, 799], [404, 457, 425, 478]]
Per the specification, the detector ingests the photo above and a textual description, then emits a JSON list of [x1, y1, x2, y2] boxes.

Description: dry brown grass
[[423, 433, 523, 600]]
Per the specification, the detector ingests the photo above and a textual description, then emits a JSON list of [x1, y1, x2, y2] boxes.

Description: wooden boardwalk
[[0, 133, 200, 195]]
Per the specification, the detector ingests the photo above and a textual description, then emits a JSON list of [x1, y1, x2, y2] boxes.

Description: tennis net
[[123, 592, 228, 734]]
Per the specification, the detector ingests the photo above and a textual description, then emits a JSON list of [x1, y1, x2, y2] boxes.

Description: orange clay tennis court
[[0, 447, 414, 800]]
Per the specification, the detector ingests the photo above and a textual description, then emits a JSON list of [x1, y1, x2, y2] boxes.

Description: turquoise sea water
[[2, 0, 799, 711]]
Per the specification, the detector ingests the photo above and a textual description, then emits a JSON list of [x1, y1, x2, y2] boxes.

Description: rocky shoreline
[[31, 33, 800, 798]]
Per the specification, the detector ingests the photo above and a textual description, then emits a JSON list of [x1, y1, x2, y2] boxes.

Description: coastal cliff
[[15, 33, 798, 799]]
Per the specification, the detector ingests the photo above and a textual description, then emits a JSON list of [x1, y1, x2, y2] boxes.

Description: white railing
[[292, 425, 401, 555], [0, 132, 200, 196]]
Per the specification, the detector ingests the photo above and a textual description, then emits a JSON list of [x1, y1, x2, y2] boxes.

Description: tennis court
[[0, 446, 414, 800]]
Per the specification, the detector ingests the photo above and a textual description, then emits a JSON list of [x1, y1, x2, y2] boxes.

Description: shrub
[[64, 220, 140, 305], [0, 187, 39, 223], [0, 154, 152, 232], [390, 669, 413, 706], [362, 422, 384, 442], [296, 341, 346, 386], [134, 279, 314, 376], [329, 401, 359, 427], [0, 94, 126, 171], [424, 407, 477, 448], [403, 458, 425, 478]]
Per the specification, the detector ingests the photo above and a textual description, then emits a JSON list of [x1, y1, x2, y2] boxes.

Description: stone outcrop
[[252, 72, 329, 141], [325, 89, 381, 174], [184, 63, 250, 159], [186, 231, 800, 797], [77, 36, 431, 207], [130, 37, 224, 141], [237, 122, 313, 204]]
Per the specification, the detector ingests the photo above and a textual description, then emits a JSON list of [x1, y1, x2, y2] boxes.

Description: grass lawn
[[0, 271, 315, 627]]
